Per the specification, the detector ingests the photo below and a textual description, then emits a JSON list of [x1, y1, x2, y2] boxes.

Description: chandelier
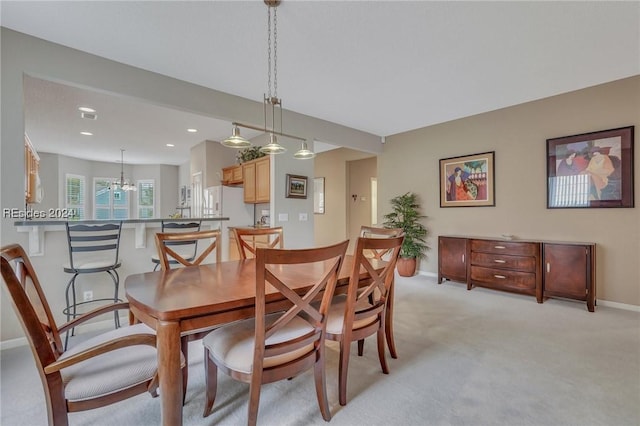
[[110, 149, 137, 192], [221, 0, 315, 160]]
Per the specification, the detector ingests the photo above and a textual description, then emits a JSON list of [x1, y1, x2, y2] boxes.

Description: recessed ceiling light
[[166, 143, 175, 147], [187, 128, 198, 133], [78, 107, 96, 113], [80, 131, 93, 136]]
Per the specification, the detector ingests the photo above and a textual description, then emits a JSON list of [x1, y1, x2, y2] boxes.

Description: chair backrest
[[344, 235, 404, 333], [154, 229, 221, 270], [66, 222, 122, 270], [161, 220, 202, 253], [253, 239, 349, 377], [359, 226, 404, 260], [234, 227, 284, 260], [1, 244, 64, 371]]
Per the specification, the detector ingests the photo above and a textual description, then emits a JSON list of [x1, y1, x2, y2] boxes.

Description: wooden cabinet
[[438, 236, 468, 284], [469, 239, 542, 302], [438, 235, 596, 311], [242, 156, 270, 204], [544, 243, 596, 312], [25, 135, 40, 204], [221, 164, 243, 186]]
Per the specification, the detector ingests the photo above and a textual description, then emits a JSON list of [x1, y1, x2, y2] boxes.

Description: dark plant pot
[[396, 257, 417, 277]]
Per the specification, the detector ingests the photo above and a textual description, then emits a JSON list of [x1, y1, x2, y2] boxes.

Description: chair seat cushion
[[59, 323, 157, 402], [326, 294, 378, 335], [63, 259, 120, 271], [203, 314, 314, 375]]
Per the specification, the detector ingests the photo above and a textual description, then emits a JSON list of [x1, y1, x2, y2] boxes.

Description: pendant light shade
[[260, 133, 287, 154], [293, 142, 315, 159], [221, 125, 251, 148]]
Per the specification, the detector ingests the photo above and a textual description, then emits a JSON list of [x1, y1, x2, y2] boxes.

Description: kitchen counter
[[13, 217, 229, 256]]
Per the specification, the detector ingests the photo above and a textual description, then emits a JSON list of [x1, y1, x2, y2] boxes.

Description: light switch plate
[[278, 213, 289, 222], [299, 213, 308, 221]]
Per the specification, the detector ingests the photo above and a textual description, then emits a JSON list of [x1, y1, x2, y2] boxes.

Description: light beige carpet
[[2, 274, 639, 425]]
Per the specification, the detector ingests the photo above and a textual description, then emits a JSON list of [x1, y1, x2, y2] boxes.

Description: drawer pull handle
[[493, 259, 506, 263], [494, 245, 506, 249], [462, 254, 465, 263], [547, 262, 550, 273], [494, 274, 506, 279]]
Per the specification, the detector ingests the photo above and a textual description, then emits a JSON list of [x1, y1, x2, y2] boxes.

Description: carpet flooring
[[1, 274, 639, 426]]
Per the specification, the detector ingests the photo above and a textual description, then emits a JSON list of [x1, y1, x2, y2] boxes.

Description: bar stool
[[150, 220, 202, 271], [63, 221, 123, 349]]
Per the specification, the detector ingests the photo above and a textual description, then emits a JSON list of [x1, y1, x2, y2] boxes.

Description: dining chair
[[151, 221, 202, 271], [202, 239, 349, 426], [325, 234, 404, 406], [154, 228, 221, 397], [1, 243, 169, 426], [359, 225, 404, 359], [233, 226, 284, 260], [63, 221, 122, 349]]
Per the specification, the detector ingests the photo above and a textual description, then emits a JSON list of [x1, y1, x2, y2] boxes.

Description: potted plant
[[236, 146, 266, 164], [383, 192, 428, 276]]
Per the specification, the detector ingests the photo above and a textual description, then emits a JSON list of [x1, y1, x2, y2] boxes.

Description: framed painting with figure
[[440, 151, 495, 207], [547, 126, 634, 208]]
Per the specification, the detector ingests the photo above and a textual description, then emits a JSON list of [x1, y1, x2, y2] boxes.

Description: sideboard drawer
[[470, 266, 536, 291], [471, 252, 536, 272], [471, 239, 538, 256]]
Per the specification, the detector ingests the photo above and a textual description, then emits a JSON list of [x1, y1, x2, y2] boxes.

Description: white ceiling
[[3, 1, 639, 165]]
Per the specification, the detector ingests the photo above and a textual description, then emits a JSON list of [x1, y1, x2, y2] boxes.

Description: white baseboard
[[1, 315, 128, 351]]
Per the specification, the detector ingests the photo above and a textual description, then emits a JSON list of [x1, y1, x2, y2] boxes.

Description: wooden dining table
[[124, 254, 392, 426]]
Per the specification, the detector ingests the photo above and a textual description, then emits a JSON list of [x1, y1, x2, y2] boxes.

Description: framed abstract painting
[[439, 151, 495, 207], [546, 126, 634, 208]]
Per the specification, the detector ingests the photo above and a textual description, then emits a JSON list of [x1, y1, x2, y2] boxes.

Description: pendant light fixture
[[221, 0, 315, 160], [110, 149, 137, 192]]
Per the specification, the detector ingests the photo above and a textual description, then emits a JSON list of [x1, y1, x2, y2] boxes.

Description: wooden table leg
[[157, 320, 183, 426], [385, 279, 398, 359]]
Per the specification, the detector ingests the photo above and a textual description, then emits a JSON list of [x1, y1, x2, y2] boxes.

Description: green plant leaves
[[382, 192, 428, 259]]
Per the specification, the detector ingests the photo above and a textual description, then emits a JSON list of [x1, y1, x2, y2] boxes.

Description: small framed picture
[[286, 174, 308, 199], [547, 126, 634, 208], [439, 151, 495, 207]]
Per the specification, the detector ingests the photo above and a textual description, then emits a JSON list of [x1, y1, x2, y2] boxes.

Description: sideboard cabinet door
[[438, 236, 468, 285], [543, 243, 596, 312]]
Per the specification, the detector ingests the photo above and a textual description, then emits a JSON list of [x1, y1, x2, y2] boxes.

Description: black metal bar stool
[[63, 221, 123, 349]]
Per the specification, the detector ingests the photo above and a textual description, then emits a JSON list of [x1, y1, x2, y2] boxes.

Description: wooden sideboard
[[438, 236, 596, 312]]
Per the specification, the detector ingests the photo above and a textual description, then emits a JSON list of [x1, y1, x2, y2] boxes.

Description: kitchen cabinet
[[221, 164, 242, 186], [438, 236, 468, 285], [228, 228, 270, 261], [543, 243, 596, 312], [242, 156, 270, 204]]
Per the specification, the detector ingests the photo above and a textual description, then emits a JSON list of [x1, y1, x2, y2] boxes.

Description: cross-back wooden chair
[[154, 228, 221, 270], [202, 239, 349, 426], [234, 226, 284, 260], [151, 221, 202, 271], [359, 226, 404, 359], [0, 243, 166, 426], [325, 234, 404, 406], [154, 228, 221, 397]]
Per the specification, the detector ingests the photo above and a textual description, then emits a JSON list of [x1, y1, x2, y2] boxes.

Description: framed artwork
[[313, 177, 325, 214], [286, 174, 308, 199], [440, 151, 495, 207], [547, 126, 634, 208]]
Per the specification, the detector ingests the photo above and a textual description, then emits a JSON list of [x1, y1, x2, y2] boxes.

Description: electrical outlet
[[83, 291, 93, 302]]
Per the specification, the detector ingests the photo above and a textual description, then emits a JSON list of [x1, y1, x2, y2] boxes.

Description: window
[[94, 178, 129, 220], [65, 174, 85, 220], [137, 180, 155, 218]]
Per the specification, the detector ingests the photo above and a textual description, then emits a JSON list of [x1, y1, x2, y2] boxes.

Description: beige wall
[[348, 157, 378, 250], [379, 75, 640, 306], [314, 148, 375, 249]]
